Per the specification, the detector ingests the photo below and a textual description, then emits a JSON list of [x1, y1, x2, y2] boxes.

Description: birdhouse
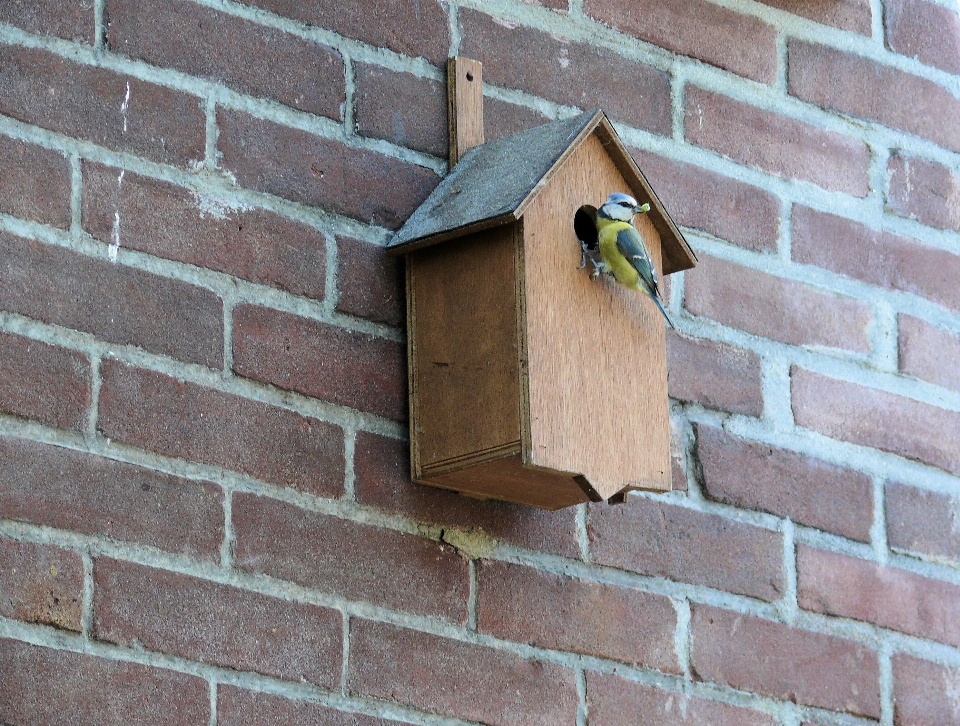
[[387, 59, 696, 510]]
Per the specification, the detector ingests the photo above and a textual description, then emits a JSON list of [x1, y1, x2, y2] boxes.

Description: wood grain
[[447, 56, 484, 167]]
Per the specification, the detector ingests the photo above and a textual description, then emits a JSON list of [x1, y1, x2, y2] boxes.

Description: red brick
[[696, 424, 873, 541], [93, 558, 341, 686], [335, 237, 403, 327], [106, 0, 343, 119], [0, 135, 71, 228], [236, 0, 449, 64], [484, 98, 551, 143], [585, 0, 777, 83], [792, 205, 960, 312], [0, 435, 223, 559], [666, 331, 764, 416], [798, 545, 960, 647], [892, 654, 960, 726], [0, 0, 94, 42], [0, 536, 83, 631], [632, 149, 780, 252], [686, 86, 871, 196], [218, 109, 439, 230], [0, 638, 209, 725], [887, 482, 960, 564], [789, 40, 960, 153], [792, 368, 960, 475], [690, 605, 881, 718], [0, 46, 204, 167], [478, 560, 679, 669], [685, 255, 872, 352], [349, 619, 578, 726], [233, 493, 468, 620], [899, 314, 960, 391], [755, 0, 872, 34], [589, 496, 783, 601], [0, 231, 223, 367], [218, 686, 401, 726], [98, 361, 345, 496], [82, 163, 326, 300], [232, 305, 405, 420], [353, 432, 581, 558], [354, 64, 445, 157], [460, 9, 671, 134], [888, 152, 960, 234], [586, 671, 777, 726], [887, 0, 960, 74], [0, 331, 90, 431]]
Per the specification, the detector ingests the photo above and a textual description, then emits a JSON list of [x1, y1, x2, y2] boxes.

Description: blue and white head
[[597, 192, 649, 222]]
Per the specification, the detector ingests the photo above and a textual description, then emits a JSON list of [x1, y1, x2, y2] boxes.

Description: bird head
[[597, 192, 651, 222]]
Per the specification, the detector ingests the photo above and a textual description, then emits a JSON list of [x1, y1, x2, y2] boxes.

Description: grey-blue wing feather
[[615, 226, 661, 298]]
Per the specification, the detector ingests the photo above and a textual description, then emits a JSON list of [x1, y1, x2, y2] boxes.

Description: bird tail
[[651, 294, 675, 330]]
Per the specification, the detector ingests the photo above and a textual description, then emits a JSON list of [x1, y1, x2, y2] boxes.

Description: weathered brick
[[0, 135, 71, 228], [0, 331, 90, 431], [789, 40, 960, 153], [0, 45, 204, 167], [0, 536, 83, 631], [899, 314, 960, 391], [218, 109, 439, 230], [349, 619, 579, 726], [792, 368, 960, 475], [0, 638, 209, 725], [584, 0, 777, 83], [82, 163, 327, 300], [232, 305, 405, 420], [685, 86, 871, 196], [0, 0, 94, 43], [696, 424, 873, 541], [335, 237, 403, 327], [106, 0, 343, 118], [460, 9, 671, 133], [354, 64, 445, 157], [792, 205, 960, 312], [485, 98, 551, 143], [353, 432, 581, 558], [0, 435, 223, 559], [478, 560, 679, 670], [98, 361, 345, 496], [797, 545, 960, 647], [0, 231, 223, 367], [755, 0, 871, 34], [888, 152, 960, 234], [236, 0, 449, 64], [218, 686, 401, 726], [589, 496, 783, 601], [887, 481, 960, 564], [586, 672, 777, 726], [666, 331, 764, 416], [690, 605, 881, 718], [94, 558, 341, 686], [892, 654, 960, 726], [685, 255, 872, 352], [886, 0, 960, 74], [632, 148, 780, 252], [233, 493, 468, 620]]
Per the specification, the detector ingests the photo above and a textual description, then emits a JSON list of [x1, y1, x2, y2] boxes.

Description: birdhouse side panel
[[520, 132, 671, 500], [407, 225, 523, 477]]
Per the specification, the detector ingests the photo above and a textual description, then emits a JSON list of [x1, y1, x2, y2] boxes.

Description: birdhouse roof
[[387, 109, 696, 274]]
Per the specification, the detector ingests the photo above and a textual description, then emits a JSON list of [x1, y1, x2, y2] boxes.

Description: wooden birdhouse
[[387, 58, 696, 510]]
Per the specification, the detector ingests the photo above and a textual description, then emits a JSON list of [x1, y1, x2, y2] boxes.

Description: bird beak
[[633, 203, 651, 215]]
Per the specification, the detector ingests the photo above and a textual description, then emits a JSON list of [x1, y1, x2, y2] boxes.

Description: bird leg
[[579, 242, 609, 279]]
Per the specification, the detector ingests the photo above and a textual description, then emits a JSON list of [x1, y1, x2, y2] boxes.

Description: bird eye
[[618, 201, 632, 207]]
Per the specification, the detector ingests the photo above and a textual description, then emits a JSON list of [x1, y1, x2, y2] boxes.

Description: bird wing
[[615, 226, 661, 298], [574, 205, 598, 251]]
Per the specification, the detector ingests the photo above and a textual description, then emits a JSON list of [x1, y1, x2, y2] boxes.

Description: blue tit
[[592, 192, 674, 329]]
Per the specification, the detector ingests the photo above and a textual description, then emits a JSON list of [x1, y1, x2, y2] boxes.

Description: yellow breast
[[596, 220, 643, 291]]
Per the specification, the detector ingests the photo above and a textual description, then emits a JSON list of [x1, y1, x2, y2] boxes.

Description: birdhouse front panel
[[521, 132, 671, 501]]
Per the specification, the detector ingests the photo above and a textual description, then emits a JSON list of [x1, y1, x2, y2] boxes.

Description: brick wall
[[1, 0, 959, 724]]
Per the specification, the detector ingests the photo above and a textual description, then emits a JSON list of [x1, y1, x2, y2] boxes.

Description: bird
[[576, 192, 674, 329]]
